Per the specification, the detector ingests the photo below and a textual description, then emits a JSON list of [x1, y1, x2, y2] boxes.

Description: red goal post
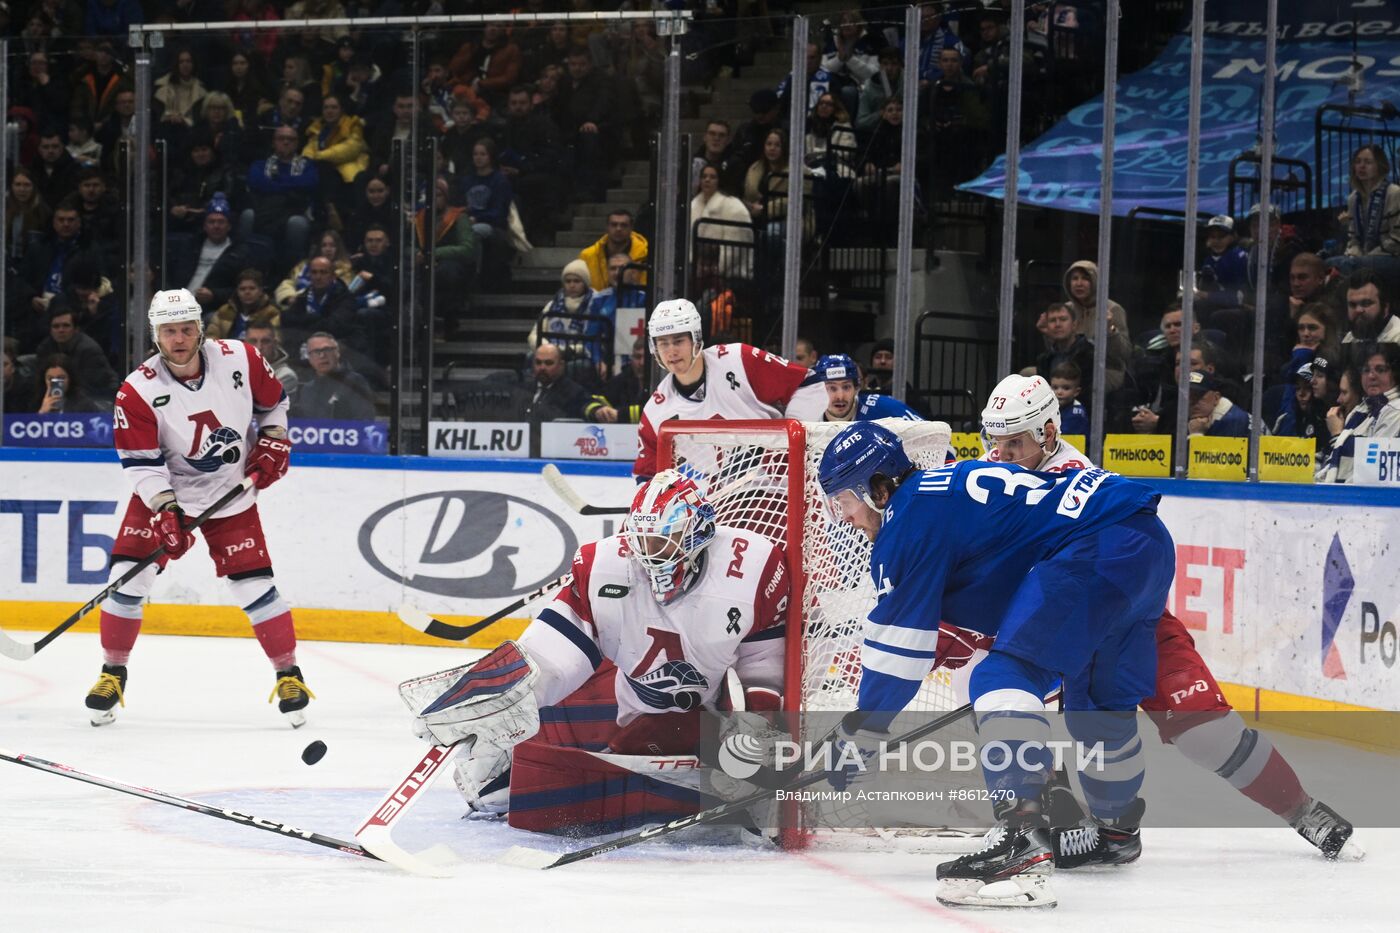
[[656, 417, 955, 847]]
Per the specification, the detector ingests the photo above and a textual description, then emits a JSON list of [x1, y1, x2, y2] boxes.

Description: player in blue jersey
[[807, 354, 923, 422], [818, 421, 1176, 909]]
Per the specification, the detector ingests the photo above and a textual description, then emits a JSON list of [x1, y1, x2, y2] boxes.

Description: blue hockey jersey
[[857, 392, 922, 421], [859, 460, 1160, 713]]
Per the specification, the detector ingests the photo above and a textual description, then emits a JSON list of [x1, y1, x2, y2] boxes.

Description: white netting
[[667, 418, 980, 839]]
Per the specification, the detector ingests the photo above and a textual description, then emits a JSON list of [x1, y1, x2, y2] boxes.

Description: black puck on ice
[[301, 740, 327, 766]]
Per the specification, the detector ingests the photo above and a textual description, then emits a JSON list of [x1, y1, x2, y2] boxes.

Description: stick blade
[[396, 604, 436, 634], [541, 463, 590, 513], [499, 845, 563, 870], [0, 630, 38, 661], [356, 826, 460, 877]]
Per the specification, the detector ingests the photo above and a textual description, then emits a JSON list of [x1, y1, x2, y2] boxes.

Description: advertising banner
[[287, 419, 388, 455], [1351, 436, 1400, 485], [1188, 436, 1249, 481], [1259, 435, 1317, 483], [959, 0, 1400, 216], [426, 421, 530, 459], [3, 413, 114, 449], [1102, 433, 1172, 477], [539, 422, 639, 461]]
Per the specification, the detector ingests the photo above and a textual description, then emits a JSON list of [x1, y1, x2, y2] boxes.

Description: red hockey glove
[[935, 623, 995, 671], [246, 435, 292, 490], [152, 505, 196, 559]]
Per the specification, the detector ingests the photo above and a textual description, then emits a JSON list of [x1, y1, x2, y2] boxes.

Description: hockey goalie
[[400, 470, 789, 835]]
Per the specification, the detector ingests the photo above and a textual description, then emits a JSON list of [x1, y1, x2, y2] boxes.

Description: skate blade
[[1332, 836, 1366, 862], [936, 875, 1058, 909], [283, 709, 307, 729], [89, 709, 117, 727]]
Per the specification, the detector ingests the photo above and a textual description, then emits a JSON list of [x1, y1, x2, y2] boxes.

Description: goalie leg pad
[[507, 738, 708, 836], [535, 661, 621, 751]]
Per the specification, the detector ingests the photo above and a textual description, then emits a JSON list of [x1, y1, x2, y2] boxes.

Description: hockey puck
[[301, 740, 327, 766]]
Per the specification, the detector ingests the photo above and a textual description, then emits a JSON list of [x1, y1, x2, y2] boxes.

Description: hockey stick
[[397, 572, 573, 643], [0, 745, 380, 862], [0, 477, 255, 662], [353, 743, 465, 877], [499, 702, 975, 870], [541, 463, 628, 515]]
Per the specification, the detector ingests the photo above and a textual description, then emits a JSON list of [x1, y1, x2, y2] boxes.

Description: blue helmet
[[818, 421, 912, 508], [812, 353, 860, 384]]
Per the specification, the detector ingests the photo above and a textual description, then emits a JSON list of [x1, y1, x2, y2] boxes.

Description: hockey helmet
[[818, 421, 912, 518], [147, 288, 205, 360], [980, 374, 1060, 446], [624, 469, 717, 605], [648, 299, 704, 359], [811, 353, 860, 385]]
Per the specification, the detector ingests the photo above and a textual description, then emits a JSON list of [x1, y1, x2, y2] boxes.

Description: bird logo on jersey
[[624, 660, 709, 711], [185, 425, 244, 473]]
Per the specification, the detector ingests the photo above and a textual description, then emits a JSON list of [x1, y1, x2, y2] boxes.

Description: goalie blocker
[[401, 471, 791, 836]]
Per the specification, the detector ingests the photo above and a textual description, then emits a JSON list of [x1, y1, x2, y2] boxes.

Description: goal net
[[658, 418, 981, 848]]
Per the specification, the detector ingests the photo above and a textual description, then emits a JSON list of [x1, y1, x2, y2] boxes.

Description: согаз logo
[[358, 491, 577, 598]]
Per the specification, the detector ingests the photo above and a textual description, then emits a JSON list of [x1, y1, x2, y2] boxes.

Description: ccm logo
[[224, 537, 258, 555], [1170, 679, 1210, 705]]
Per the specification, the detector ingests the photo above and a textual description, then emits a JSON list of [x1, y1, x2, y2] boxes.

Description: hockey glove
[[935, 623, 995, 671], [152, 503, 196, 559], [246, 434, 292, 490]]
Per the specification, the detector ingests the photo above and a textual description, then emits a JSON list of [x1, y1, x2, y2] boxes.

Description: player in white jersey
[[975, 374, 1360, 863], [633, 299, 810, 479], [85, 289, 312, 728], [401, 470, 789, 834]]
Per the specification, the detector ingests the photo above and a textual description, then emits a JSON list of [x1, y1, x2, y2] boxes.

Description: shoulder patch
[[598, 583, 629, 598], [153, 395, 170, 408]]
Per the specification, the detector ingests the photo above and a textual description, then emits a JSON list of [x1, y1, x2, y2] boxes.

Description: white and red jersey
[[982, 436, 1092, 473], [113, 339, 289, 516], [633, 343, 808, 478], [518, 527, 789, 725]]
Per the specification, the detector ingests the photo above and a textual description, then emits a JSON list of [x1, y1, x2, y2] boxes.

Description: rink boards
[[1, 448, 1397, 719]]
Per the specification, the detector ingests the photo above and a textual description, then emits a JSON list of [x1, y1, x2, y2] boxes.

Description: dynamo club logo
[[625, 660, 708, 712], [185, 426, 243, 473]]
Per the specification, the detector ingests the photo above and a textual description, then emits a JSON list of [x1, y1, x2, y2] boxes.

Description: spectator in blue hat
[[1272, 359, 1332, 442], [167, 192, 251, 313]]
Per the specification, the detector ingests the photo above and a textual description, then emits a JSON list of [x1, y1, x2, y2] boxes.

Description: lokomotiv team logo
[[625, 659, 708, 711], [184, 425, 243, 473]]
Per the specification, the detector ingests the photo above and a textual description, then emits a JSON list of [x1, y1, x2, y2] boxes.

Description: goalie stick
[[499, 702, 975, 870], [353, 743, 465, 877], [397, 572, 573, 642], [0, 745, 380, 863], [0, 477, 254, 662]]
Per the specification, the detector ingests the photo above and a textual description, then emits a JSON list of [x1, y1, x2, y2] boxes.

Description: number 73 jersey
[[517, 527, 789, 725], [868, 459, 1161, 645], [113, 340, 289, 517]]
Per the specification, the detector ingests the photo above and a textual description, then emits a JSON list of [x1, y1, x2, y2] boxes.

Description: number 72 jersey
[[868, 459, 1161, 645]]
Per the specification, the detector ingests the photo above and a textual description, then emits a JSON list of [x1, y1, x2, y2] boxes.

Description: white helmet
[[147, 288, 206, 362], [624, 469, 717, 605], [981, 374, 1060, 445], [648, 299, 703, 359]]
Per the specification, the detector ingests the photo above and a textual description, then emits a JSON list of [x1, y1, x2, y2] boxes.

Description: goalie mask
[[624, 470, 717, 605]]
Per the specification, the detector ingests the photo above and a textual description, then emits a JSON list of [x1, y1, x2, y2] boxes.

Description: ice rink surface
[[2, 632, 1392, 933]]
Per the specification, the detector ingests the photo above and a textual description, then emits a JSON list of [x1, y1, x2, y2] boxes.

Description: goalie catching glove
[[400, 641, 542, 813]]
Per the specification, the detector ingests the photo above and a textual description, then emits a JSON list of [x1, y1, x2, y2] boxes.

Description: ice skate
[[85, 664, 127, 726], [935, 799, 1057, 908], [1292, 798, 1364, 861], [269, 666, 314, 728], [1052, 797, 1145, 869]]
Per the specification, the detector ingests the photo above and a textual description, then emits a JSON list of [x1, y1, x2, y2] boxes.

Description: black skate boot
[[85, 664, 127, 727], [1042, 766, 1088, 827], [936, 797, 1057, 908], [269, 666, 314, 728], [1292, 798, 1364, 861], [1052, 796, 1146, 869]]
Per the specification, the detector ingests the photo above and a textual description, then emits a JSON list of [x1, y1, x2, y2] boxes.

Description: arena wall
[[2, 449, 1397, 721]]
